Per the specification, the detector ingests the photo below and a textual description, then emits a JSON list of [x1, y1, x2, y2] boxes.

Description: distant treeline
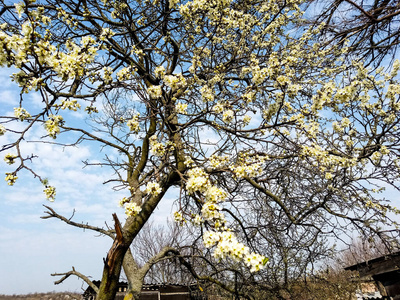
[[0, 292, 81, 300]]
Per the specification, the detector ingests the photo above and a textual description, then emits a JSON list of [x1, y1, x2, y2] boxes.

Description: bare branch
[[52, 266, 99, 294], [41, 205, 115, 238]]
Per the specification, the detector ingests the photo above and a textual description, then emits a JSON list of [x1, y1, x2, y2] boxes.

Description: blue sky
[[0, 66, 177, 295]]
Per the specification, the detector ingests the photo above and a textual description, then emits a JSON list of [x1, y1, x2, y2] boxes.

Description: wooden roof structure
[[345, 251, 400, 299], [82, 281, 207, 300]]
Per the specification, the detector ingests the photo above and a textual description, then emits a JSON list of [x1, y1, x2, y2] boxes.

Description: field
[[0, 292, 81, 300]]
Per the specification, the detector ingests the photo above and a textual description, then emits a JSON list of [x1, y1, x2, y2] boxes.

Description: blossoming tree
[[1, 0, 400, 299]]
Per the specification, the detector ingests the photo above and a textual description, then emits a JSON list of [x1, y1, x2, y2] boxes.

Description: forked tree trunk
[[96, 237, 146, 300], [122, 278, 144, 300], [94, 170, 175, 300]]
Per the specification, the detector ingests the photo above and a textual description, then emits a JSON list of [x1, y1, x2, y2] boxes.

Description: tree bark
[[96, 214, 129, 300]]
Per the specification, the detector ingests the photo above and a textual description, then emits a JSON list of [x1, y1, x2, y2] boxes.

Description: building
[[345, 251, 400, 300], [82, 281, 207, 300]]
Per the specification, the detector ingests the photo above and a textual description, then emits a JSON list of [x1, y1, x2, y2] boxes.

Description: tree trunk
[[122, 249, 145, 300], [123, 278, 144, 300], [96, 214, 129, 300], [94, 174, 174, 300], [96, 241, 146, 300]]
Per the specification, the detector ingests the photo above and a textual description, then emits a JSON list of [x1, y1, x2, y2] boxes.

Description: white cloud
[[0, 67, 18, 88], [0, 89, 19, 106]]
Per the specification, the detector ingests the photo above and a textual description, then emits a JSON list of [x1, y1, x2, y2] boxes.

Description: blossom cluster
[[191, 214, 203, 225], [1, 13, 100, 85], [203, 230, 267, 272], [119, 196, 130, 207], [301, 144, 358, 174], [209, 154, 230, 169], [222, 110, 234, 124], [43, 186, 56, 201], [147, 85, 163, 98], [185, 167, 228, 225], [149, 135, 166, 156], [14, 107, 31, 121], [145, 181, 162, 196], [212, 103, 224, 113], [127, 113, 140, 133], [205, 185, 227, 203], [44, 115, 64, 139], [99, 27, 115, 41], [85, 106, 98, 114], [52, 38, 98, 81], [175, 102, 188, 114], [0, 125, 6, 135], [59, 99, 81, 111], [125, 202, 142, 217], [4, 153, 17, 165], [242, 115, 252, 126], [154, 66, 166, 79], [116, 66, 136, 81], [119, 197, 142, 217], [5, 173, 18, 186], [164, 73, 186, 91], [229, 153, 267, 178], [102, 67, 113, 84], [184, 156, 195, 167], [200, 86, 215, 102], [183, 165, 267, 271], [174, 211, 185, 223], [186, 167, 210, 194], [184, 159, 269, 271], [201, 202, 225, 224]]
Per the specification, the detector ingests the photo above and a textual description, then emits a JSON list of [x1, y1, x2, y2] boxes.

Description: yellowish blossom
[[243, 115, 252, 126], [149, 135, 165, 156], [222, 110, 234, 123], [186, 167, 210, 194], [212, 103, 224, 113], [154, 66, 165, 79], [60, 99, 81, 111], [4, 153, 17, 165], [125, 202, 142, 216], [163, 73, 186, 91], [176, 102, 188, 114], [127, 114, 140, 133], [147, 85, 163, 98], [43, 186, 56, 201], [5, 173, 18, 186], [145, 181, 162, 196], [14, 107, 31, 121], [44, 115, 64, 139], [174, 211, 186, 223], [85, 106, 98, 114]]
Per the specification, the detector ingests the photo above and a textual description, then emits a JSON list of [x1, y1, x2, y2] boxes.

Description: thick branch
[[244, 177, 297, 224], [140, 246, 179, 276]]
